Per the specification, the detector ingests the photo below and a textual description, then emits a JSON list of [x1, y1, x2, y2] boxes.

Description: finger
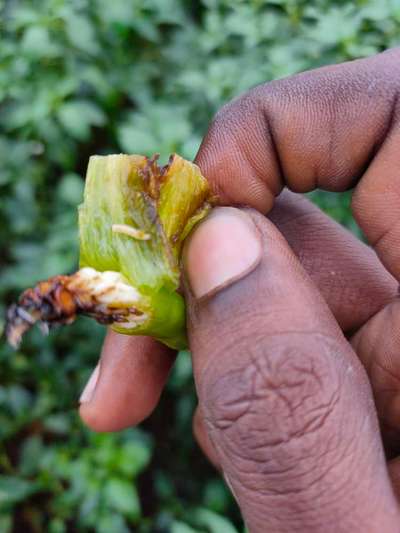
[[193, 406, 221, 470], [195, 48, 400, 279], [351, 300, 400, 454], [79, 331, 175, 432], [388, 457, 400, 500], [270, 190, 397, 332], [81, 193, 396, 435], [184, 207, 400, 531]]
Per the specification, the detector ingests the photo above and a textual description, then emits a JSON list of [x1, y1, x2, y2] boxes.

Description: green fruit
[[6, 154, 212, 350]]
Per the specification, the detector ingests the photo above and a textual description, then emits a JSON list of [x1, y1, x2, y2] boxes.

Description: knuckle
[[204, 102, 238, 141], [200, 332, 343, 480], [204, 92, 262, 146], [209, 101, 236, 130], [195, 104, 241, 188]]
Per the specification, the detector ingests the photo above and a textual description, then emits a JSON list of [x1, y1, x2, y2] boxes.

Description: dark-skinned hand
[[79, 48, 400, 532]]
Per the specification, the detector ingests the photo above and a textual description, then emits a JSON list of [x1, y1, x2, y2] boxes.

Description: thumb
[[183, 207, 399, 532]]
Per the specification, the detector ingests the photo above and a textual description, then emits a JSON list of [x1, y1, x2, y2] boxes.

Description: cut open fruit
[[6, 153, 213, 350]]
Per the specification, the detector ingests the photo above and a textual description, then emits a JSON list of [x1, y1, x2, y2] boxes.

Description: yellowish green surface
[[79, 154, 211, 348]]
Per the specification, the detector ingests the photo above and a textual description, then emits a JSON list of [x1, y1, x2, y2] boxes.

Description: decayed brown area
[[139, 153, 173, 200], [5, 273, 142, 348]]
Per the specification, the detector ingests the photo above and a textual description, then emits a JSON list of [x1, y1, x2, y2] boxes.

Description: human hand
[[79, 48, 400, 531]]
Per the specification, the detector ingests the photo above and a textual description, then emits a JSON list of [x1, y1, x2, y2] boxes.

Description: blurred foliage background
[[0, 0, 399, 531]]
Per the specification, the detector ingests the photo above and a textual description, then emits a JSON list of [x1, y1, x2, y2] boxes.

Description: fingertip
[[194, 102, 280, 213], [183, 207, 262, 300], [79, 331, 175, 432]]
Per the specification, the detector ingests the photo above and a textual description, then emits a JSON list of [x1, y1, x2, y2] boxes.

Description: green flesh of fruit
[[78, 154, 212, 349], [6, 154, 212, 350]]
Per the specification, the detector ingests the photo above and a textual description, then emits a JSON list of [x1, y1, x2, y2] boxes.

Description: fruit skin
[[6, 154, 213, 350]]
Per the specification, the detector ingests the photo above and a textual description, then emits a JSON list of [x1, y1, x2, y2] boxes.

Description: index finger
[[195, 47, 400, 279]]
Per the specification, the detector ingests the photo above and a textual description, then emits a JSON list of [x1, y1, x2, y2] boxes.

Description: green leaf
[[44, 413, 71, 435], [118, 105, 193, 160], [194, 509, 239, 533], [57, 174, 84, 206], [7, 385, 32, 415], [94, 0, 133, 25], [98, 513, 130, 533], [118, 125, 158, 155], [0, 513, 12, 533], [65, 14, 99, 55], [0, 476, 37, 506], [309, 7, 361, 45], [103, 478, 140, 520], [21, 26, 59, 57], [48, 518, 67, 533], [117, 441, 151, 477], [203, 478, 231, 513], [168, 350, 193, 390], [20, 435, 43, 476], [57, 100, 106, 141], [171, 522, 202, 533]]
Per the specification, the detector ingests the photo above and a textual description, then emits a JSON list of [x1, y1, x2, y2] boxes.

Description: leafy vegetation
[[0, 0, 399, 531]]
